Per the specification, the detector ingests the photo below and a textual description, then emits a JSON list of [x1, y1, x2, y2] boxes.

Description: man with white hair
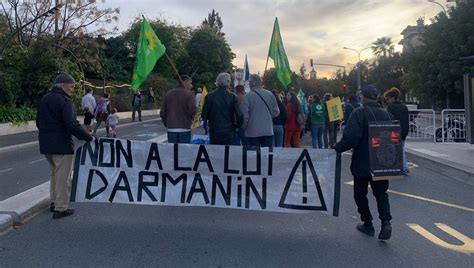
[[202, 73, 243, 145], [242, 74, 280, 147], [36, 73, 94, 219]]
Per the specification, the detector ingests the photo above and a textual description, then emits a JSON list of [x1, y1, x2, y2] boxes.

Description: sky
[[100, 0, 452, 78]]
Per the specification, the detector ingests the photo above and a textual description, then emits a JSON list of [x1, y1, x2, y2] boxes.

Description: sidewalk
[[405, 141, 474, 186], [0, 113, 160, 152], [0, 109, 160, 136]]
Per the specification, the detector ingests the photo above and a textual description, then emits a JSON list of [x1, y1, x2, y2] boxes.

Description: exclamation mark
[[302, 160, 307, 204]]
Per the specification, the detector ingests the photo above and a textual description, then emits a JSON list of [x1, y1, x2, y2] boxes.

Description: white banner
[[71, 139, 341, 215]]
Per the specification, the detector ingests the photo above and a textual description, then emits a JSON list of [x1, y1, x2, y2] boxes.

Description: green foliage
[[186, 26, 235, 89], [202, 9, 224, 36], [372, 37, 395, 58], [401, 1, 474, 108], [0, 105, 36, 124], [0, 9, 237, 123], [369, 53, 403, 92]]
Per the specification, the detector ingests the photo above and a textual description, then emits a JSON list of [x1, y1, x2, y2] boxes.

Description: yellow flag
[[326, 97, 344, 122], [192, 86, 208, 129]]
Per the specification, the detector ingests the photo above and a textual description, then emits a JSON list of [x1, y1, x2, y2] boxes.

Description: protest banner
[[326, 97, 344, 122], [71, 139, 341, 216], [368, 121, 403, 180]]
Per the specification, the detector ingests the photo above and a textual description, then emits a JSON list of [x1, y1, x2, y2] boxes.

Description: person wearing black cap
[[160, 75, 196, 143], [36, 73, 94, 219], [334, 85, 393, 240]]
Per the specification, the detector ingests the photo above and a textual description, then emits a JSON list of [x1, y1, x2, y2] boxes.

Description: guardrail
[[407, 109, 436, 142], [439, 109, 466, 143]]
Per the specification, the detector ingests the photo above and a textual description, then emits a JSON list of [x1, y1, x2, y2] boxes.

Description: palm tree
[[372, 37, 395, 58]]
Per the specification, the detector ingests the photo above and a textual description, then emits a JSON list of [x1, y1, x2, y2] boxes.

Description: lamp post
[[427, 0, 447, 13], [343, 46, 371, 91]]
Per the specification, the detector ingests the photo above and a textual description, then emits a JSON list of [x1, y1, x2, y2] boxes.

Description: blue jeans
[[402, 141, 408, 170], [311, 124, 324, 149], [272, 125, 284, 147], [247, 136, 273, 147], [167, 131, 191, 144], [235, 128, 248, 146]]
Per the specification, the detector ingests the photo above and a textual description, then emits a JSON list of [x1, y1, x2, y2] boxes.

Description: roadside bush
[[0, 105, 37, 124]]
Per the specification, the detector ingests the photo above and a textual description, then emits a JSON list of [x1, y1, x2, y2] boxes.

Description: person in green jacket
[[310, 95, 326, 148]]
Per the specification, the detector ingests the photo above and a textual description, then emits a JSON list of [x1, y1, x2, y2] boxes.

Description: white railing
[[439, 109, 466, 143], [408, 109, 436, 142]]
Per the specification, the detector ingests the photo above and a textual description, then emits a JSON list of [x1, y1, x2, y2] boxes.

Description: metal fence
[[439, 109, 466, 143], [339, 108, 467, 143], [408, 109, 436, 142]]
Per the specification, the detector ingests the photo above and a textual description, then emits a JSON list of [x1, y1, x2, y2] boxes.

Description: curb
[[0, 134, 170, 236], [0, 118, 161, 153], [0, 182, 50, 229], [406, 149, 474, 186], [0, 214, 13, 235], [0, 109, 160, 136]]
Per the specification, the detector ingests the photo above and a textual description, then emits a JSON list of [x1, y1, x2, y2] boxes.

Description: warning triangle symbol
[[278, 149, 327, 211]]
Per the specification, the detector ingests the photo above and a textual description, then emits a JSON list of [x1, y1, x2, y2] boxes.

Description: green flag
[[267, 17, 292, 88], [131, 18, 166, 91]]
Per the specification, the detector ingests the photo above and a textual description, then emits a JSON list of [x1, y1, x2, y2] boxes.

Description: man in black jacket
[[334, 85, 392, 240], [36, 73, 94, 219], [384, 87, 409, 173], [202, 73, 243, 145]]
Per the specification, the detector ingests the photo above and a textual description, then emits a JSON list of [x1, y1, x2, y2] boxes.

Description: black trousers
[[132, 106, 142, 121], [353, 176, 392, 223]]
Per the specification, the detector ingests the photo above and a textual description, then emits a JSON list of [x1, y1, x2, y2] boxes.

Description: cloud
[[100, 0, 446, 78]]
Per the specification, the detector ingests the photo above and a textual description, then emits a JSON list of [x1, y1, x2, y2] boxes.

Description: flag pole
[[263, 56, 270, 77], [164, 51, 184, 86]]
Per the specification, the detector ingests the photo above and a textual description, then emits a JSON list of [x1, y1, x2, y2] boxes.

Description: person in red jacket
[[284, 91, 302, 147]]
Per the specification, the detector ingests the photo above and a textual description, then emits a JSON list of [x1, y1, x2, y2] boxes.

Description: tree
[[372, 37, 395, 59], [0, 0, 119, 46], [186, 25, 234, 89], [121, 18, 192, 87], [202, 9, 224, 36], [401, 0, 474, 108], [369, 53, 403, 93], [299, 63, 307, 79]]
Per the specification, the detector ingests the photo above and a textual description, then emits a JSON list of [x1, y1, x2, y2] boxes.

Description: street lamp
[[427, 0, 447, 13], [343, 46, 371, 90]]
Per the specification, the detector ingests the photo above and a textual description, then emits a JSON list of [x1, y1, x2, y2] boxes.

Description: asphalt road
[[0, 117, 165, 201], [0, 128, 472, 267]]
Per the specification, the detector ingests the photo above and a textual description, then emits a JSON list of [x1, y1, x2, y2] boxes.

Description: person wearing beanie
[[36, 73, 94, 219], [160, 75, 196, 143], [201, 73, 243, 145], [334, 85, 393, 240]]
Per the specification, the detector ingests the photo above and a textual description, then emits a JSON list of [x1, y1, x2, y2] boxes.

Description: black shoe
[[378, 221, 392, 240], [49, 202, 55, 212], [357, 223, 375, 236], [52, 209, 75, 219]]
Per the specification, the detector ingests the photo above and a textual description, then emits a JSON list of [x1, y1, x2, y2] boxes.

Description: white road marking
[[148, 133, 168, 143], [0, 168, 13, 173], [412, 149, 448, 157], [344, 181, 474, 212], [29, 158, 46, 164]]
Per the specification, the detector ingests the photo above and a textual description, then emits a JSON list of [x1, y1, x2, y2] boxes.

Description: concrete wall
[[0, 109, 160, 136]]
